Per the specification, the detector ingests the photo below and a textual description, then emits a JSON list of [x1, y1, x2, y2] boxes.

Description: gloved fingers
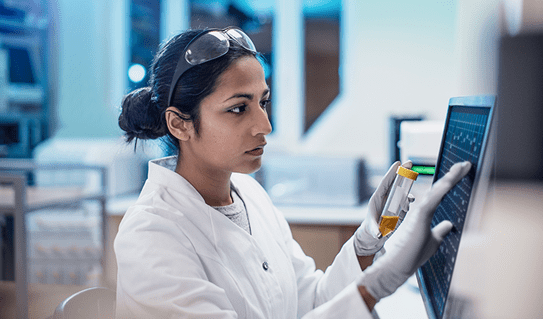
[[401, 160, 413, 169], [366, 212, 382, 239], [371, 161, 402, 204], [419, 220, 454, 265], [358, 161, 401, 250], [432, 220, 454, 241], [368, 161, 412, 215], [421, 162, 471, 212], [396, 193, 414, 225], [366, 161, 415, 238], [397, 209, 407, 226], [398, 193, 415, 215], [354, 218, 387, 255]]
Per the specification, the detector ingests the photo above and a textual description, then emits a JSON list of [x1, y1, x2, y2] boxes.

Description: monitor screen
[[417, 95, 495, 319]]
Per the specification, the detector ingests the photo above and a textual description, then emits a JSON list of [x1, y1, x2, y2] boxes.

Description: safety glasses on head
[[167, 27, 257, 106]]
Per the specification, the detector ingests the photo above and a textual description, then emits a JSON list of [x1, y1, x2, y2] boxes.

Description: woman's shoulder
[[117, 192, 179, 236], [117, 182, 196, 236]]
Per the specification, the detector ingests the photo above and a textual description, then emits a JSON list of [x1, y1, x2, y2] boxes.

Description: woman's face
[[181, 56, 272, 176]]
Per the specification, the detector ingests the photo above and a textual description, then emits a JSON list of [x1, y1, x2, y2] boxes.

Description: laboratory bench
[[106, 195, 369, 275]]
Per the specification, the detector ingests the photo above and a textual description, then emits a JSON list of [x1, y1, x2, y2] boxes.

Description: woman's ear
[[165, 107, 193, 141]]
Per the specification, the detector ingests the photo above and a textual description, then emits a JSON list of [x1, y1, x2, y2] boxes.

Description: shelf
[[0, 18, 47, 34]]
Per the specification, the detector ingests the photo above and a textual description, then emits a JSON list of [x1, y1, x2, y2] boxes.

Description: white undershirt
[[212, 188, 251, 234]]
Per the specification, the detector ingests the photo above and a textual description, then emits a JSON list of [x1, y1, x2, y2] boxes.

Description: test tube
[[379, 166, 419, 237]]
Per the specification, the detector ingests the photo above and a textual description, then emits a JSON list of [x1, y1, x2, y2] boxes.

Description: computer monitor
[[416, 95, 496, 319]]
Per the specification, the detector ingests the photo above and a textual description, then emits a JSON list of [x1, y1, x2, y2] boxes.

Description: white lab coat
[[114, 157, 373, 318]]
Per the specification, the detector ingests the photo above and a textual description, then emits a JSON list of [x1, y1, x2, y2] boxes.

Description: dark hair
[[118, 29, 258, 153]]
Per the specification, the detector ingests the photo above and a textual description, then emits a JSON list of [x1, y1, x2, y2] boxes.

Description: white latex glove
[[356, 161, 472, 301], [354, 161, 415, 256]]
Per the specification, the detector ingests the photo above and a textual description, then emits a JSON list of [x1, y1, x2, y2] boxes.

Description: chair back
[[52, 287, 116, 319]]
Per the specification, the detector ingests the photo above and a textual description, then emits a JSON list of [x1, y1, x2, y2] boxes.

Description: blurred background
[[1, 0, 543, 318]]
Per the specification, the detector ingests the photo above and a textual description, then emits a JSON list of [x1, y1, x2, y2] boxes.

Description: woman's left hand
[[353, 160, 414, 257]]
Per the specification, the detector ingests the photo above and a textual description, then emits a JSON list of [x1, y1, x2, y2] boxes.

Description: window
[[129, 0, 161, 90], [303, 0, 340, 132]]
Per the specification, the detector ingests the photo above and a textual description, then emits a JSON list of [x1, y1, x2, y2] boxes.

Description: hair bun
[[118, 87, 167, 142]]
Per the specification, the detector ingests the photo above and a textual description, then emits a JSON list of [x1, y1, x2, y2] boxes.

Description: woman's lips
[[246, 147, 264, 156]]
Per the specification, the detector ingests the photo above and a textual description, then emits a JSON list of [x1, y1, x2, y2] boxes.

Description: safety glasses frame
[[167, 27, 257, 106]]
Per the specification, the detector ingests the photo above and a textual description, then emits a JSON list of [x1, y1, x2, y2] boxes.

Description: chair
[[52, 287, 116, 319]]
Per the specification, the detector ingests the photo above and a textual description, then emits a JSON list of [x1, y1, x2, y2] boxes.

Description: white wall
[[51, 0, 512, 167], [54, 0, 127, 138], [453, 0, 502, 97], [294, 0, 504, 169]]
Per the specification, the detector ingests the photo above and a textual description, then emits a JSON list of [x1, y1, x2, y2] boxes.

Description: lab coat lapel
[[150, 161, 263, 257], [149, 158, 275, 272]]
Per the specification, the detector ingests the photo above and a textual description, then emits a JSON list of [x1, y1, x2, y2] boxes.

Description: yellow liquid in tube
[[379, 215, 399, 237]]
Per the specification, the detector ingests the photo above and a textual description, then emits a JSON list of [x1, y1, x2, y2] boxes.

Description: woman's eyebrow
[[224, 93, 253, 102], [224, 88, 270, 102]]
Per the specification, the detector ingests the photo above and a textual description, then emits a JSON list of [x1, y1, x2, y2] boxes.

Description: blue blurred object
[[0, 0, 52, 158]]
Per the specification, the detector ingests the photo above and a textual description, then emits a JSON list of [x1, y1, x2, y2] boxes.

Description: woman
[[115, 27, 471, 318]]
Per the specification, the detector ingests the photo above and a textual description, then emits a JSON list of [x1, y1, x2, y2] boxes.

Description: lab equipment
[[378, 166, 418, 237], [33, 137, 157, 197], [257, 155, 371, 207], [417, 95, 495, 319], [399, 120, 444, 176], [0, 2, 54, 158], [389, 116, 423, 165]]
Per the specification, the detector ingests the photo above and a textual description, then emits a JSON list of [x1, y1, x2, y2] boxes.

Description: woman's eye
[[260, 99, 271, 109], [229, 105, 247, 114]]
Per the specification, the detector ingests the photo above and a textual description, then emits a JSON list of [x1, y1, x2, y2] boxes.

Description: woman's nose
[[252, 106, 272, 136]]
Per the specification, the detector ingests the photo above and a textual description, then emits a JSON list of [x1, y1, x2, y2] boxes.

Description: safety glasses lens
[[185, 31, 230, 65], [226, 28, 256, 52]]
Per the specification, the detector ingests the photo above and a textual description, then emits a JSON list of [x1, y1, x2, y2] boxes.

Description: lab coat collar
[[148, 156, 206, 203], [146, 156, 258, 251], [148, 156, 244, 205]]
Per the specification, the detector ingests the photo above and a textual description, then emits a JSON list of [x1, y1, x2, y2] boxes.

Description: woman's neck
[[175, 157, 233, 207]]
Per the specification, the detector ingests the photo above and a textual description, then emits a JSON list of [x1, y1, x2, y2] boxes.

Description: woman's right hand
[[356, 161, 472, 303], [353, 161, 414, 257]]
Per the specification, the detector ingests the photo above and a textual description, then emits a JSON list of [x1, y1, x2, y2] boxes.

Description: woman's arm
[[115, 209, 238, 318], [358, 286, 377, 311], [357, 255, 375, 271]]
